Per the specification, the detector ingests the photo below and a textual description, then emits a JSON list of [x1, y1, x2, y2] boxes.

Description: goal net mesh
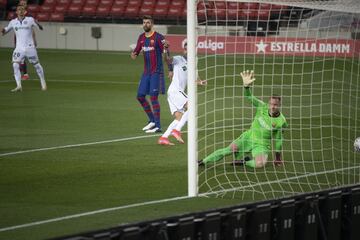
[[196, 0, 360, 200]]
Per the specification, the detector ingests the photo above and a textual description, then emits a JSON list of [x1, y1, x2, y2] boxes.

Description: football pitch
[[0, 48, 359, 239]]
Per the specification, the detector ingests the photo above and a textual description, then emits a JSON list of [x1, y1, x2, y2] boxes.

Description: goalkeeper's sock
[[245, 159, 256, 168], [162, 120, 179, 138], [203, 147, 233, 164]]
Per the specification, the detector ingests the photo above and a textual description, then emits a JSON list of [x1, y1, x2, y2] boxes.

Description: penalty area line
[[0, 134, 160, 157], [0, 195, 190, 233]]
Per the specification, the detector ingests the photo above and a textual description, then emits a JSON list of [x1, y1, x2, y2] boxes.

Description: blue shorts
[[137, 72, 165, 96]]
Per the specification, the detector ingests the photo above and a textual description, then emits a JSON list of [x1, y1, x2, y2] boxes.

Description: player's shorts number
[[13, 52, 20, 59]]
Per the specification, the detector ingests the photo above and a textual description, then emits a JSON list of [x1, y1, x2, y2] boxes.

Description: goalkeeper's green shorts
[[232, 131, 270, 157]]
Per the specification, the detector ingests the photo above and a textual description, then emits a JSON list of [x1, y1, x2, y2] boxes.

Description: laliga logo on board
[[182, 38, 224, 51]]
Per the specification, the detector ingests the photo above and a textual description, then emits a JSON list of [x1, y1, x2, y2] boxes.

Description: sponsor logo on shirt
[[142, 46, 155, 52]]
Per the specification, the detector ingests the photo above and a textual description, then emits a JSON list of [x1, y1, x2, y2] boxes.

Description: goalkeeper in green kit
[[199, 70, 288, 168]]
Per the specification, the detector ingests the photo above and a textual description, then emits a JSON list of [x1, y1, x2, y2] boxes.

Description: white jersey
[[4, 16, 37, 49], [168, 55, 187, 93]]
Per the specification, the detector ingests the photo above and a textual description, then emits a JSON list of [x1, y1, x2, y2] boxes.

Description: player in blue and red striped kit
[[131, 15, 172, 133]]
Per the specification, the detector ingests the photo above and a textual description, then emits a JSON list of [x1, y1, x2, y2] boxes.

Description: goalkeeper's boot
[[142, 122, 156, 131], [145, 127, 162, 133], [11, 86, 22, 92], [21, 74, 29, 81], [171, 129, 184, 144], [198, 159, 205, 166], [158, 137, 174, 146], [231, 156, 251, 166]]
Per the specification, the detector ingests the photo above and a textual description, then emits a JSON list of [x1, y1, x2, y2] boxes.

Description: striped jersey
[[133, 31, 165, 74]]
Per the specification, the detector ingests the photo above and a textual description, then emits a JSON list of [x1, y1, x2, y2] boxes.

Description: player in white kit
[[1, 5, 47, 92], [158, 42, 207, 145]]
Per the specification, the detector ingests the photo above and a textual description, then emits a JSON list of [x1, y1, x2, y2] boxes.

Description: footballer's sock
[[137, 96, 154, 122], [34, 63, 46, 89], [162, 120, 179, 138], [245, 159, 256, 168], [175, 110, 188, 132], [13, 63, 22, 87], [203, 147, 233, 164], [150, 95, 161, 129], [20, 62, 27, 75]]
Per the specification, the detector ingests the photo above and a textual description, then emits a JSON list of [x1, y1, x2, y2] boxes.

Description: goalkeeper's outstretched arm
[[241, 70, 265, 107]]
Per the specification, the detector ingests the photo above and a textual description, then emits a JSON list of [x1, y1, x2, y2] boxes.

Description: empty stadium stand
[[1, 1, 308, 39], [2, 0, 304, 33]]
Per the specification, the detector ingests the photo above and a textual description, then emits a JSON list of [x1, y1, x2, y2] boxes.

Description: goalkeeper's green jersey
[[244, 87, 288, 151]]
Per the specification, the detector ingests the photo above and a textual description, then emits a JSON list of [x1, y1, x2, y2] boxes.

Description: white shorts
[[167, 90, 188, 115], [12, 47, 39, 64]]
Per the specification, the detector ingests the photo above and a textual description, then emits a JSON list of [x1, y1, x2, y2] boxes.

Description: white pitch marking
[[0, 134, 160, 157], [0, 195, 191, 232]]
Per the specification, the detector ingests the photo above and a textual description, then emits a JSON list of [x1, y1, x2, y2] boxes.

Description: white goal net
[[188, 0, 360, 200]]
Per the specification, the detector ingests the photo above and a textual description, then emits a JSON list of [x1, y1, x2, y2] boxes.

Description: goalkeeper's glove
[[240, 70, 255, 87]]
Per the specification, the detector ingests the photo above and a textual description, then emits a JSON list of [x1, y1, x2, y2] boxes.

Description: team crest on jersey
[[182, 66, 187, 71], [15, 27, 18, 31], [272, 123, 276, 128]]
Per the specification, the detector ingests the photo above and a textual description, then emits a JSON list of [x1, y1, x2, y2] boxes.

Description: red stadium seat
[[257, 9, 270, 19], [110, 5, 125, 17], [208, 1, 226, 20], [96, 5, 111, 17], [57, 0, 71, 6], [67, 4, 82, 16], [43, 0, 57, 6], [85, 0, 100, 7], [113, 0, 128, 8], [156, 0, 170, 7], [239, 9, 258, 19], [181, 5, 186, 19], [142, 0, 155, 7], [123, 5, 139, 18], [127, 0, 141, 7], [98, 0, 113, 7], [227, 2, 243, 20], [39, 4, 55, 13], [36, 12, 50, 21], [197, 1, 213, 21], [49, 12, 64, 21], [167, 5, 183, 20], [0, 0, 7, 8], [153, 5, 168, 19], [54, 5, 69, 14], [271, 4, 288, 16], [171, 0, 185, 8], [71, 0, 86, 6], [7, 11, 16, 20], [242, 2, 258, 10], [139, 5, 153, 16], [27, 4, 40, 14], [82, 5, 97, 16], [259, 3, 271, 10]]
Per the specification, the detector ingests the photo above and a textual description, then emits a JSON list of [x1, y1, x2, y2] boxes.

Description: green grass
[[0, 48, 359, 239]]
